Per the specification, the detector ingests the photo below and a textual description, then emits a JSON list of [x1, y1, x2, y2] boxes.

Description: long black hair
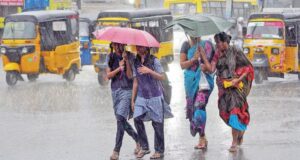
[[214, 32, 232, 44], [108, 43, 125, 71], [108, 42, 115, 69], [135, 47, 155, 68], [110, 42, 114, 54]]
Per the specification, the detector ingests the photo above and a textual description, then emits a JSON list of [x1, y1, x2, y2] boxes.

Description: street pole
[[260, 0, 265, 12], [77, 0, 81, 10], [225, 0, 233, 19]]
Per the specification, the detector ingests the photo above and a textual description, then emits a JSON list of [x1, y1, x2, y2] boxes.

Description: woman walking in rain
[[106, 42, 140, 160], [131, 46, 173, 159], [180, 36, 215, 149], [199, 32, 254, 152]]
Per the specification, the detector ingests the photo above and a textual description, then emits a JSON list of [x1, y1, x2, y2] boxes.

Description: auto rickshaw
[[79, 17, 94, 66], [0, 10, 80, 86], [92, 9, 174, 85], [243, 12, 300, 84]]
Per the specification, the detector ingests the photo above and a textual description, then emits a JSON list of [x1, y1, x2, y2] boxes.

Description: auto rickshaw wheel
[[254, 69, 263, 84], [6, 71, 18, 86], [27, 74, 39, 82], [298, 72, 300, 80], [98, 71, 109, 86], [65, 68, 76, 82]]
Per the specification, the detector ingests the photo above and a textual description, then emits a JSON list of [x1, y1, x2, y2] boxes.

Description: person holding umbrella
[[199, 32, 254, 152], [106, 42, 140, 160], [94, 27, 172, 158], [131, 46, 173, 159], [164, 14, 235, 150], [180, 35, 215, 149]]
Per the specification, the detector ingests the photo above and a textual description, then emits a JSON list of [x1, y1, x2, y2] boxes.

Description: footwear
[[136, 149, 150, 159], [150, 152, 164, 159], [194, 137, 208, 149], [134, 143, 141, 155], [110, 151, 119, 160], [228, 145, 239, 152]]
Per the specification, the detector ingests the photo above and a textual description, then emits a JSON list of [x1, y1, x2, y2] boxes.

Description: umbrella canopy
[[164, 14, 234, 37], [93, 27, 160, 47]]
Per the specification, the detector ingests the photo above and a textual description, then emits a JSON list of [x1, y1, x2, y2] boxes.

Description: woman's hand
[[198, 46, 206, 59], [138, 65, 152, 74], [192, 50, 200, 62], [138, 65, 165, 80], [122, 51, 128, 62], [119, 60, 125, 71], [231, 78, 240, 87]]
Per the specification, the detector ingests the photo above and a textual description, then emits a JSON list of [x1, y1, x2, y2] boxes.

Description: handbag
[[199, 71, 210, 91]]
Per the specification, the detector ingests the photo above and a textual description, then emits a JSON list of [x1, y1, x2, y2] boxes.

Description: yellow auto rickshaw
[[92, 9, 174, 85], [243, 12, 300, 84], [0, 10, 80, 86]]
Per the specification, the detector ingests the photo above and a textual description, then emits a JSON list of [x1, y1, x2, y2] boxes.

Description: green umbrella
[[164, 14, 234, 37]]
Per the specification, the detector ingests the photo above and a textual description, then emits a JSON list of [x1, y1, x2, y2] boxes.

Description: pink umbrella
[[93, 27, 160, 47]]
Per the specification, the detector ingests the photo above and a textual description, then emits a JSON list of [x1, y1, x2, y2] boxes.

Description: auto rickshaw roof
[[249, 12, 300, 21], [98, 9, 171, 20], [5, 10, 78, 24], [282, 13, 300, 20], [80, 18, 92, 24], [80, 13, 97, 21]]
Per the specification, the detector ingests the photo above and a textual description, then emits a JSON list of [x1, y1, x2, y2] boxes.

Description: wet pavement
[[1, 2, 300, 159], [0, 54, 300, 160]]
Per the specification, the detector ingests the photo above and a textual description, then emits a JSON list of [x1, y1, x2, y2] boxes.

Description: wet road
[[0, 55, 300, 160]]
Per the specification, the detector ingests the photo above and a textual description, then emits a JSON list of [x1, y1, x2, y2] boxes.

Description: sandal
[[134, 144, 141, 155], [194, 137, 208, 150], [110, 151, 119, 160], [136, 149, 150, 159], [228, 145, 239, 152], [150, 152, 164, 159]]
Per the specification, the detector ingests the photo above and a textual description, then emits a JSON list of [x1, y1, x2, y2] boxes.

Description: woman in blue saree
[[180, 36, 215, 149]]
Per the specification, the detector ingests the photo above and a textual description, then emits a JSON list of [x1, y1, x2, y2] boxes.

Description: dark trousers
[[134, 114, 165, 153], [114, 115, 139, 152]]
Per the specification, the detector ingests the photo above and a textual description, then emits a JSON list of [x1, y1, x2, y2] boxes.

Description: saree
[[184, 40, 215, 136], [215, 46, 254, 131]]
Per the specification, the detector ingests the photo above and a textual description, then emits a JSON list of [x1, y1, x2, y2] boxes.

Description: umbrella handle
[[185, 33, 190, 42]]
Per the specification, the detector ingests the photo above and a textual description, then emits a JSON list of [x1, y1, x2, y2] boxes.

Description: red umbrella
[[93, 27, 160, 47]]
